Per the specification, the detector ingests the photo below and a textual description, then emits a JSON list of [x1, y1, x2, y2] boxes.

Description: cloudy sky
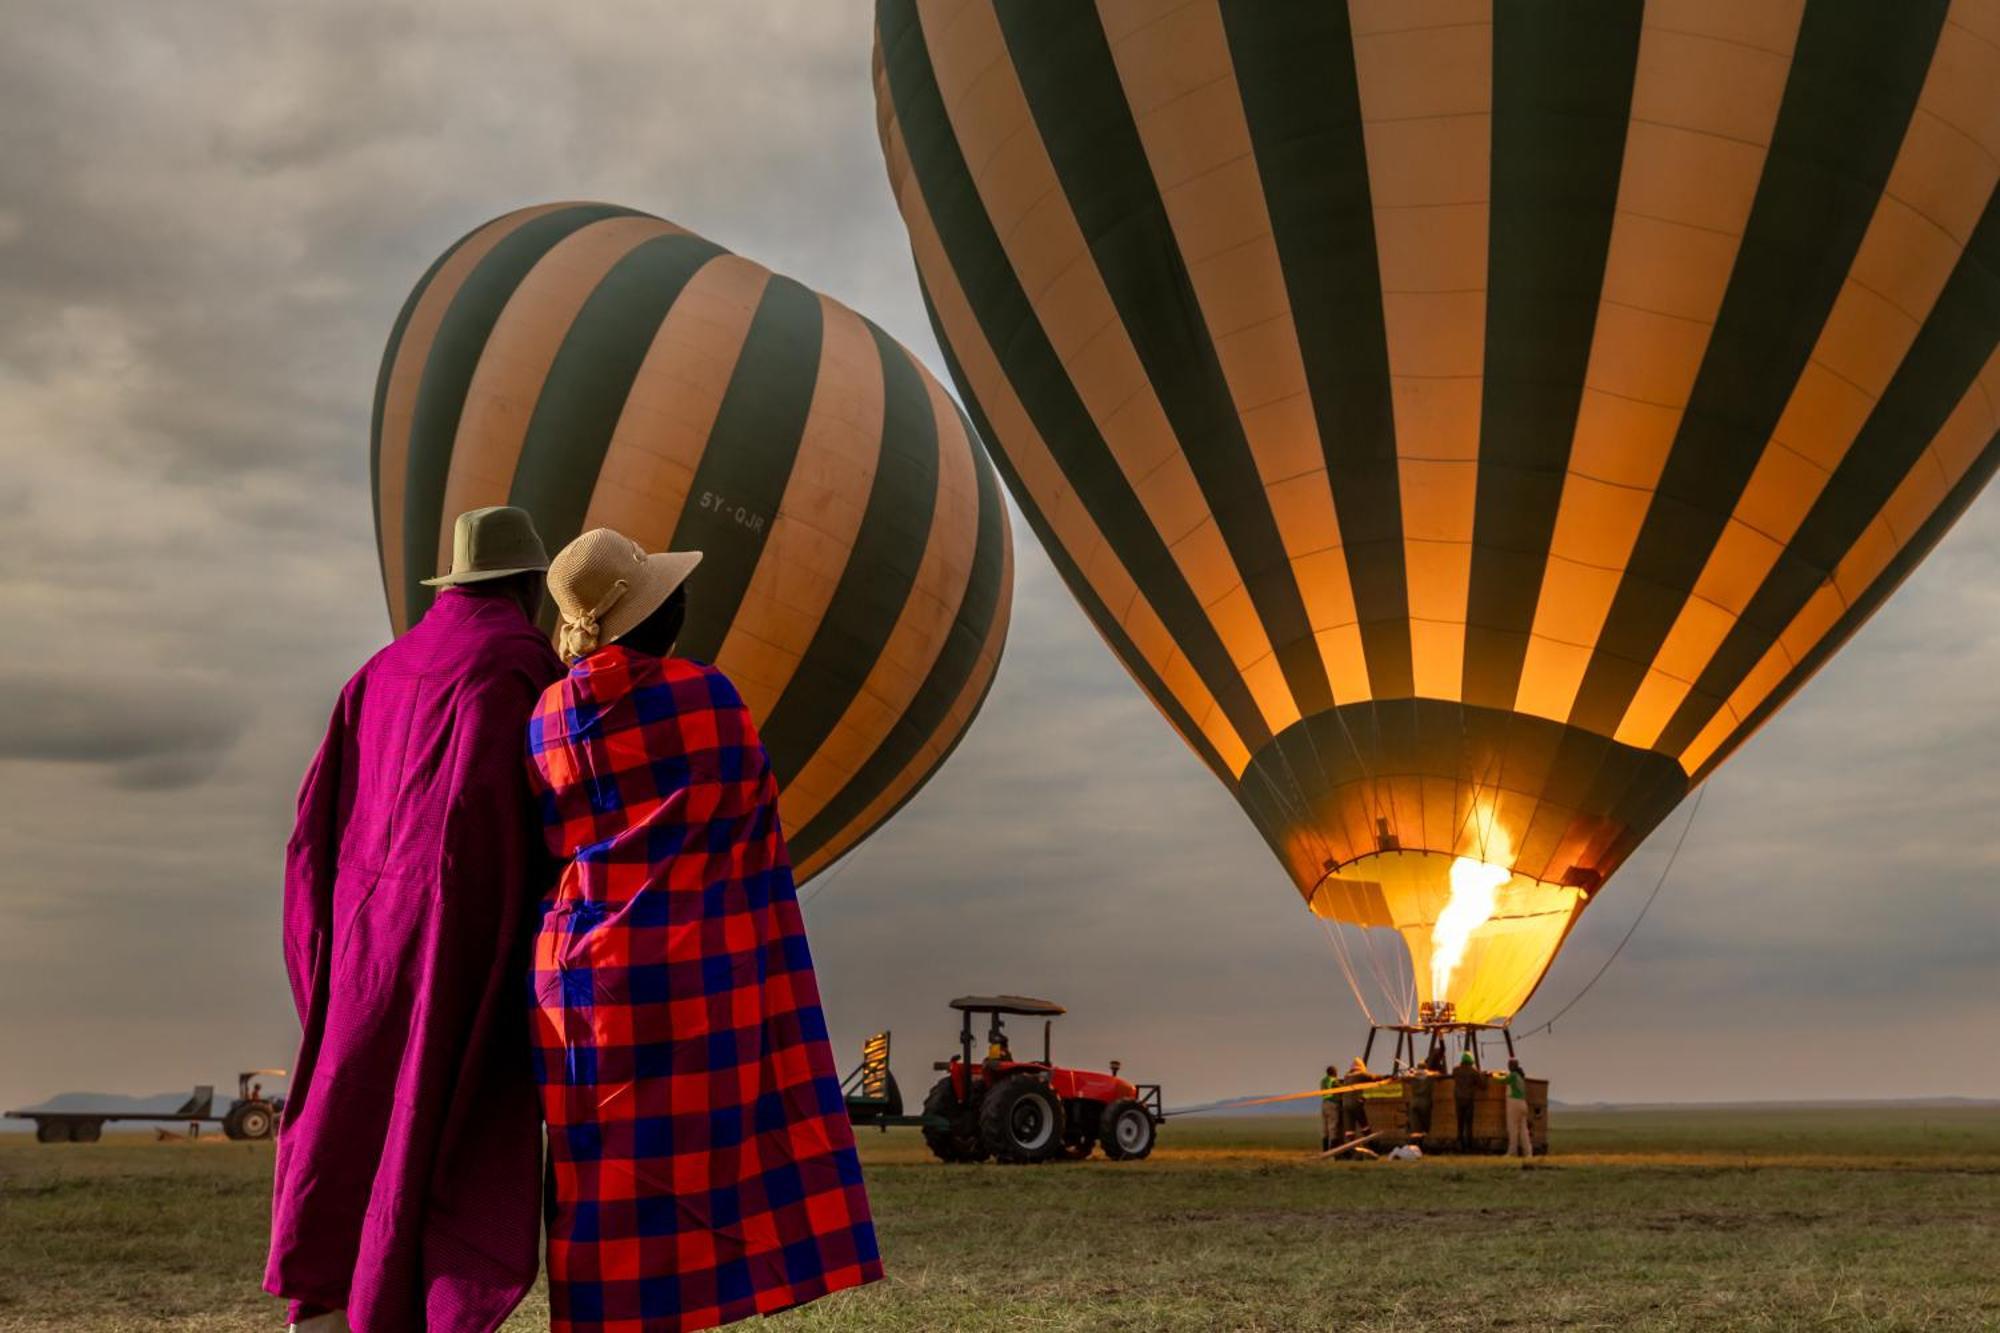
[[2, 1, 1994, 1119]]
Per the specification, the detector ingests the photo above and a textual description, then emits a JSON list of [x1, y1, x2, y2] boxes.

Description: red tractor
[[844, 996, 1162, 1164]]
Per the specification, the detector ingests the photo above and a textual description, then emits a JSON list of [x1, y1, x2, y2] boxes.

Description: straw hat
[[422, 506, 551, 586], [548, 527, 702, 661]]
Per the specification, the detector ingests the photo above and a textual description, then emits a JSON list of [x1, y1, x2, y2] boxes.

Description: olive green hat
[[422, 506, 551, 587]]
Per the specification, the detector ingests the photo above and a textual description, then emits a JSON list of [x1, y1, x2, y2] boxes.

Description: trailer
[[6, 1070, 286, 1144]]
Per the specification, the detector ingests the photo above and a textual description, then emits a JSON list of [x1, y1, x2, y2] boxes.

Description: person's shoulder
[[666, 658, 745, 706], [661, 656, 719, 682], [462, 618, 564, 686], [340, 634, 408, 701]]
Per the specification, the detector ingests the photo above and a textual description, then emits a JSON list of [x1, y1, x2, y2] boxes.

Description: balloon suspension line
[[1320, 700, 1419, 1025], [798, 847, 863, 907], [1329, 699, 1387, 846], [1361, 914, 1409, 1024], [1316, 913, 1377, 1027], [1519, 783, 1708, 1041], [1451, 707, 1507, 861]]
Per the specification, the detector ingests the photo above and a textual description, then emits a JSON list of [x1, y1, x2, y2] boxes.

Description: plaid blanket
[[527, 646, 881, 1332]]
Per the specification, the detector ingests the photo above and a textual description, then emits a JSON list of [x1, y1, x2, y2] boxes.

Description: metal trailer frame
[[841, 1031, 949, 1132]]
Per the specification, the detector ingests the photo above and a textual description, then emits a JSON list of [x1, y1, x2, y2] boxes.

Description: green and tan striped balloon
[[875, 0, 2000, 1021], [370, 203, 1013, 883]]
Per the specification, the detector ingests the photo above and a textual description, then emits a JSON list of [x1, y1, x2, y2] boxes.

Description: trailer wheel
[[34, 1119, 71, 1144], [70, 1119, 103, 1143], [1099, 1099, 1156, 1160], [920, 1077, 986, 1163], [979, 1077, 1065, 1164], [234, 1104, 275, 1141]]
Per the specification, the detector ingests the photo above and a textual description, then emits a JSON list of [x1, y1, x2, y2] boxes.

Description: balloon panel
[[371, 203, 1014, 883]]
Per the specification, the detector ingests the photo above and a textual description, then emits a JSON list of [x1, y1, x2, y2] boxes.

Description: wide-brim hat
[[422, 505, 551, 587], [548, 527, 702, 662]]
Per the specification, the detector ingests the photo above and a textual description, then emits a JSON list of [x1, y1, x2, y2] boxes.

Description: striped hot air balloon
[[874, 0, 2000, 1022], [370, 203, 1013, 882]]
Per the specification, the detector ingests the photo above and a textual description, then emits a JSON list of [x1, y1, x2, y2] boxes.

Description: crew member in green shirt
[[1504, 1058, 1534, 1160], [1319, 1065, 1339, 1152]]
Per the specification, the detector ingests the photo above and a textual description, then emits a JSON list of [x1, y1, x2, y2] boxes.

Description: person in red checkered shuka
[[526, 528, 883, 1333]]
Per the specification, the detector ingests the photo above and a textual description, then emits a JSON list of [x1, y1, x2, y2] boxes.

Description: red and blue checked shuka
[[527, 645, 882, 1332]]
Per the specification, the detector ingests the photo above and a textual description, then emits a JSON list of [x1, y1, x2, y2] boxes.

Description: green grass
[[1, 1109, 1995, 1330]]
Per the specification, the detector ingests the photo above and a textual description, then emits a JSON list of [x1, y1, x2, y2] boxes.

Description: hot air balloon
[[873, 1, 2000, 1023], [370, 202, 1013, 883]]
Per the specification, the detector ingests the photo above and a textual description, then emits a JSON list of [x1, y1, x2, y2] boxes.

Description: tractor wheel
[[69, 1119, 103, 1144], [920, 1077, 986, 1163], [979, 1077, 1065, 1164], [234, 1104, 275, 1141], [1099, 1099, 1156, 1161], [34, 1119, 71, 1144], [221, 1107, 245, 1140]]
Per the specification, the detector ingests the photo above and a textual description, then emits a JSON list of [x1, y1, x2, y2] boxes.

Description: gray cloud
[[0, 0, 1993, 1115], [0, 671, 246, 788]]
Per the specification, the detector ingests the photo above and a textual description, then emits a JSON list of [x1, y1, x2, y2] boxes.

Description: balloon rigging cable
[[798, 849, 861, 907], [1518, 782, 1709, 1041]]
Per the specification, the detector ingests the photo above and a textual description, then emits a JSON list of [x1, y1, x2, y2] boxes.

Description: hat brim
[[593, 550, 703, 651], [421, 563, 550, 588]]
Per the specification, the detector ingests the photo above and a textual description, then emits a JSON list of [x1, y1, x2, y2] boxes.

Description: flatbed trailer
[[6, 1070, 285, 1144]]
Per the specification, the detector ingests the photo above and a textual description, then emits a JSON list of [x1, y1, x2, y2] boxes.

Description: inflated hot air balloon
[[874, 1, 1999, 1023], [370, 202, 1013, 882]]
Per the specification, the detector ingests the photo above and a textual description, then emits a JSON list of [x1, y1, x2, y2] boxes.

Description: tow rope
[[1162, 1077, 1399, 1118]]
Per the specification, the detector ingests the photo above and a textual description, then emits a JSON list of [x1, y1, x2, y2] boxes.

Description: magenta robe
[[267, 589, 563, 1332]]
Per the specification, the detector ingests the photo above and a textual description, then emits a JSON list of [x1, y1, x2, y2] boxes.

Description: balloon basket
[[1342, 1020, 1549, 1157]]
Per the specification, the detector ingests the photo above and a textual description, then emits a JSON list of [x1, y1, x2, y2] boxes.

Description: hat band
[[559, 579, 629, 660]]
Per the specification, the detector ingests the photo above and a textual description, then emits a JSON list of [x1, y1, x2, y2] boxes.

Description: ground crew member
[[1319, 1065, 1340, 1152], [1407, 1066, 1435, 1141], [1453, 1051, 1480, 1152], [1504, 1058, 1534, 1160], [1339, 1058, 1372, 1140]]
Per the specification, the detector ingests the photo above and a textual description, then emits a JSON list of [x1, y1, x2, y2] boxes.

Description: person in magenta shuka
[[267, 507, 563, 1333]]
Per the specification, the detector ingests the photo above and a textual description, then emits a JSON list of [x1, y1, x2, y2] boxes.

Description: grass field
[[1, 1108, 1995, 1331]]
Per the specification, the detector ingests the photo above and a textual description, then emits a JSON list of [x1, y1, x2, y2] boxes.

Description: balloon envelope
[[371, 202, 1014, 882], [874, 1, 2000, 1020]]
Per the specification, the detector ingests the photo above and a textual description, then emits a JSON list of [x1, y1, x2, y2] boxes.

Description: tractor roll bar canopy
[[948, 996, 1065, 1017]]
